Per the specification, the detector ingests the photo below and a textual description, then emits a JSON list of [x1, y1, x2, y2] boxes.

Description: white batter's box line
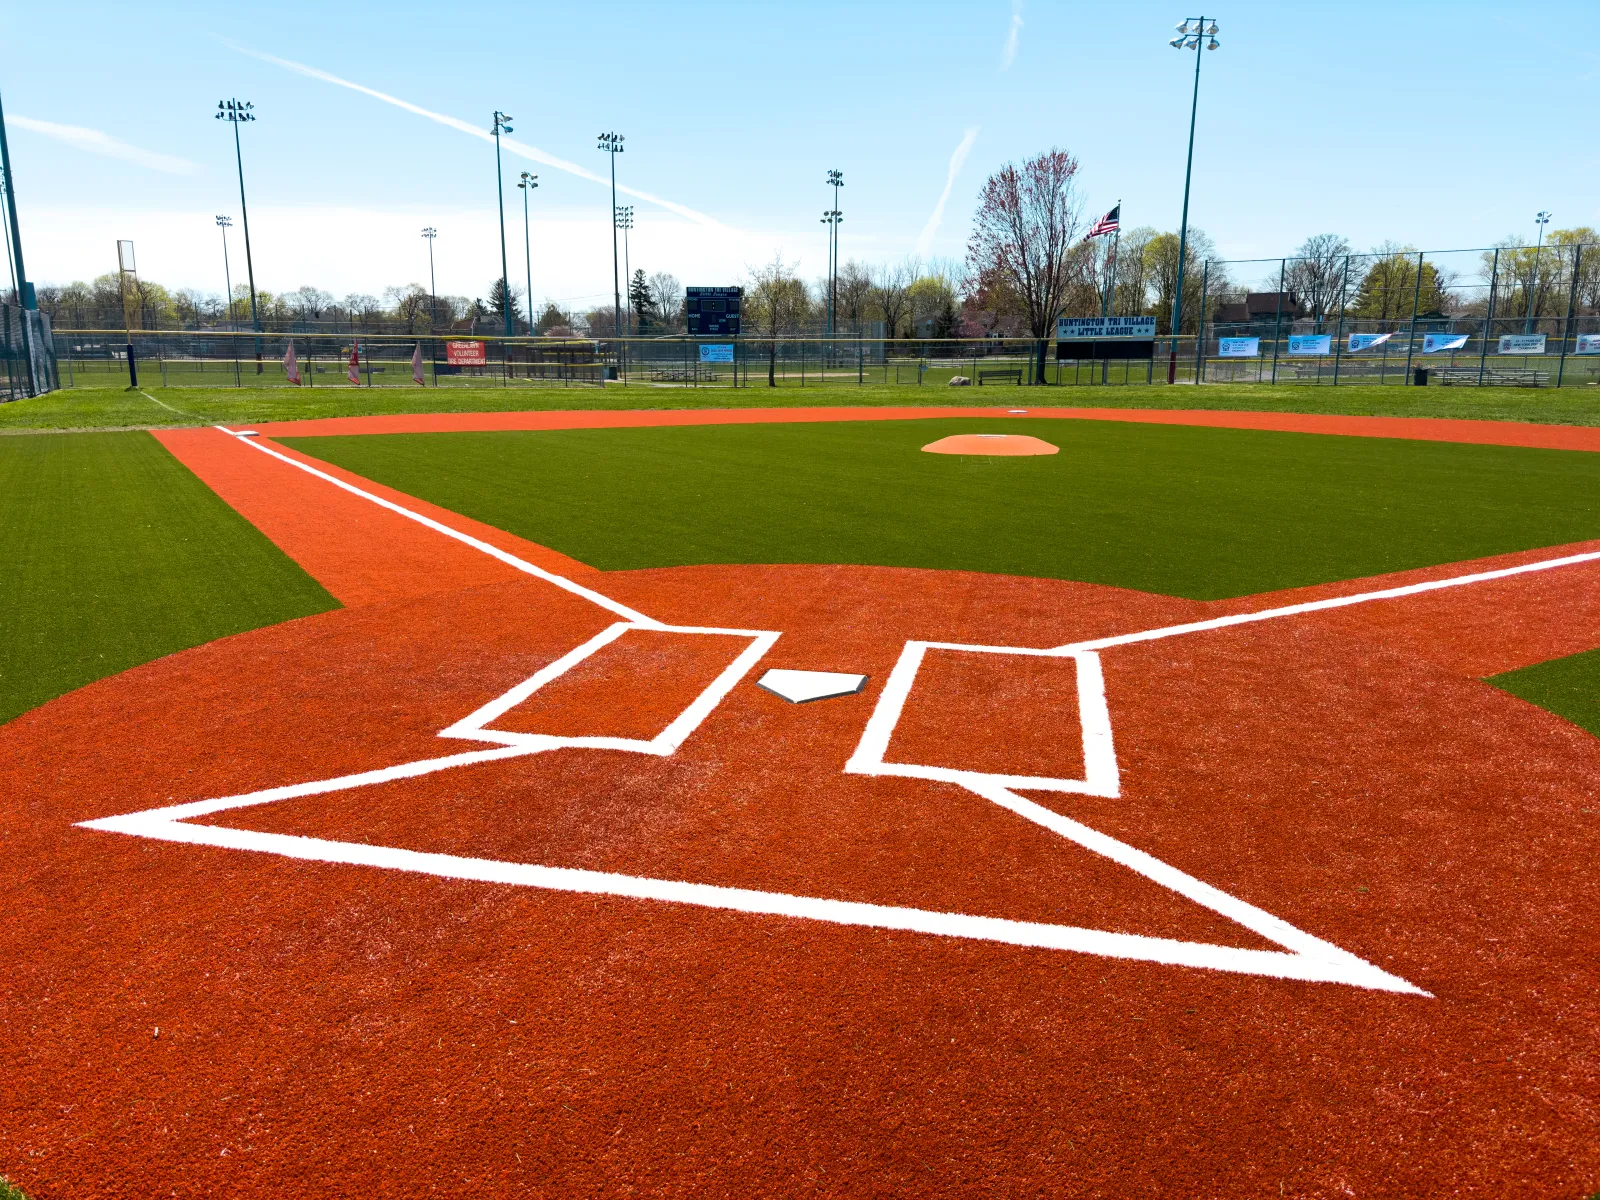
[[216, 426, 660, 628], [844, 640, 1120, 799]]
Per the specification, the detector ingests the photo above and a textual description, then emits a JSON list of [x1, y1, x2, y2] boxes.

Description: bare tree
[[836, 260, 875, 334], [291, 286, 334, 322], [649, 271, 683, 330], [965, 148, 1088, 382], [1285, 234, 1352, 327], [744, 254, 813, 386], [871, 259, 916, 341]]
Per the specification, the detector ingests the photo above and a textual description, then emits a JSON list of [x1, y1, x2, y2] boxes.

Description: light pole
[[518, 174, 538, 333], [421, 227, 438, 330], [1, 169, 18, 303], [1527, 209, 1551, 334], [491, 111, 515, 338], [1165, 18, 1219, 383], [215, 215, 235, 332], [215, 99, 262, 370], [615, 206, 634, 334], [597, 132, 625, 340], [825, 169, 843, 336]]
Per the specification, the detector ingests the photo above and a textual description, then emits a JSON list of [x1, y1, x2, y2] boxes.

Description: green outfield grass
[[1489, 649, 1600, 738], [5, 379, 1600, 432], [0, 432, 338, 725], [280, 417, 1600, 601]]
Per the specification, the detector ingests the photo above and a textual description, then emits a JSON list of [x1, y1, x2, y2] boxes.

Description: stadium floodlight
[[214, 98, 262, 368], [491, 111, 515, 338], [597, 132, 625, 340], [518, 174, 538, 337], [1164, 16, 1221, 384], [614, 205, 635, 335], [422, 227, 439, 331], [825, 169, 844, 336], [1176, 20, 1189, 31], [1528, 210, 1553, 334], [215, 215, 236, 333]]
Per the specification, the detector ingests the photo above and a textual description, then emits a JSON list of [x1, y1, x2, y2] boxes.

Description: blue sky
[[4, 0, 1597, 309]]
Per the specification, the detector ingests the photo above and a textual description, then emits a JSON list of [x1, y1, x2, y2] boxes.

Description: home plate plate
[[757, 668, 869, 703]]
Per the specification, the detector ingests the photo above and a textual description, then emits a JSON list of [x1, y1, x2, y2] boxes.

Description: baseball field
[[2, 391, 1598, 1198]]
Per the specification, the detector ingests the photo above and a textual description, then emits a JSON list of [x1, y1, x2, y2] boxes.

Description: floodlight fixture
[[215, 215, 236, 332], [1164, 17, 1222, 383], [597, 133, 626, 338], [213, 97, 261, 360]]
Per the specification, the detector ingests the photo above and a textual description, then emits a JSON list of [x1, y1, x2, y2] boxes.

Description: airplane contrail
[[917, 127, 979, 257], [225, 42, 725, 229]]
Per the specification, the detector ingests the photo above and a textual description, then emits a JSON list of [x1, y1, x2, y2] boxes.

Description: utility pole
[[1165, 18, 1220, 383], [491, 111, 515, 339], [615, 206, 634, 334], [215, 99, 262, 370]]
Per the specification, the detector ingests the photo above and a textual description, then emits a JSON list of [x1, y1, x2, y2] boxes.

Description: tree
[[1109, 226, 1158, 317], [743, 254, 812, 386], [1352, 246, 1446, 320], [871, 259, 915, 341], [533, 303, 571, 335], [290, 286, 334, 322], [965, 148, 1088, 382], [342, 293, 383, 331], [1548, 228, 1600, 317], [385, 284, 433, 332], [836, 260, 874, 334], [486, 278, 524, 330], [628, 269, 657, 332], [1285, 233, 1352, 327], [649, 272, 683, 330], [1144, 228, 1221, 335], [907, 269, 960, 338]]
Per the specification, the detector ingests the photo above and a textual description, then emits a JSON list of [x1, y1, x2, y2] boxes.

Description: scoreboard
[[686, 286, 742, 336]]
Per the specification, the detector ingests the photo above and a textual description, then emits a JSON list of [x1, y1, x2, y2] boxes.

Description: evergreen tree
[[628, 269, 657, 331]]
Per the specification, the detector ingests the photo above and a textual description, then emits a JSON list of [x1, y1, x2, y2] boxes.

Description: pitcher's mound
[[922, 434, 1059, 456]]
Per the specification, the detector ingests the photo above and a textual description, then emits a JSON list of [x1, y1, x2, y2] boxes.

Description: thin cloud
[[227, 43, 724, 229], [917, 128, 980, 257], [1000, 1, 1024, 71], [11, 116, 196, 175]]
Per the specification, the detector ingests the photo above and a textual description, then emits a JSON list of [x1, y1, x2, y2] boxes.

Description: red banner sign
[[445, 340, 488, 366]]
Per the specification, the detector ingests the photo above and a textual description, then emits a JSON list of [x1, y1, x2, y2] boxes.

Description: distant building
[[1213, 292, 1305, 325]]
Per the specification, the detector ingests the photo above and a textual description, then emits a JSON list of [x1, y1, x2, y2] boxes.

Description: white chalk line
[[93, 423, 1597, 991], [217, 426, 658, 626]]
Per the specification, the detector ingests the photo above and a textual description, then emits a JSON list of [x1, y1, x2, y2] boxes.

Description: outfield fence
[[50, 323, 1600, 393], [2, 303, 58, 400]]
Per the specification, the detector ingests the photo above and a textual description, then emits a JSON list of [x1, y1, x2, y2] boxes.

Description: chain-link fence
[[1192, 242, 1600, 388], [2, 304, 57, 401]]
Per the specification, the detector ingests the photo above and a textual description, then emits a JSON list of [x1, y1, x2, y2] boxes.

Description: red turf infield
[[2, 425, 1598, 1198]]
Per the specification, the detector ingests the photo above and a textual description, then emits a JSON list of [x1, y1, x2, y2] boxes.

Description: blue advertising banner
[[1422, 334, 1470, 354], [1287, 335, 1332, 356], [1347, 333, 1393, 352], [1218, 337, 1260, 358], [1497, 334, 1547, 355], [698, 344, 735, 363]]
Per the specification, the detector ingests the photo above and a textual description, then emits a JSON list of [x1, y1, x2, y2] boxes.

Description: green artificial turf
[[281, 417, 1600, 601], [1488, 649, 1600, 738], [0, 432, 338, 725], [6, 378, 1600, 432]]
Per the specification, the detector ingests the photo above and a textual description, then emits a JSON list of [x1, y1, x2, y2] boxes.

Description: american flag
[[1086, 204, 1121, 239]]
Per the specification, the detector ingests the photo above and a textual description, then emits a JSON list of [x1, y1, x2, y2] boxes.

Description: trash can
[[1413, 367, 1429, 386]]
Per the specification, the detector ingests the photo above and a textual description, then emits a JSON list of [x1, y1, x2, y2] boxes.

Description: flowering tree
[[965, 149, 1087, 382]]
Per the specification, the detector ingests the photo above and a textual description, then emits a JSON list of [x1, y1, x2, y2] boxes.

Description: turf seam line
[[140, 390, 199, 419], [216, 426, 658, 626]]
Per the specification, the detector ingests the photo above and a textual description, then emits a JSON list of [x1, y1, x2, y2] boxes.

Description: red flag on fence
[[412, 342, 425, 386], [347, 343, 362, 385], [283, 339, 302, 385]]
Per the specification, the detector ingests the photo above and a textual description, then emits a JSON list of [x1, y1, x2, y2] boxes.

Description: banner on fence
[[1578, 334, 1600, 355], [1498, 334, 1547, 355], [698, 344, 734, 363], [346, 344, 361, 385], [1218, 337, 1260, 358], [1056, 316, 1157, 340], [1347, 333, 1393, 352], [283, 339, 301, 385], [412, 343, 425, 386], [1422, 334, 1470, 354], [446, 340, 488, 366], [1287, 335, 1331, 356]]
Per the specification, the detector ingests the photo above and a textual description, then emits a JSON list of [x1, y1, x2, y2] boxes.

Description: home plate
[[757, 669, 869, 703]]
